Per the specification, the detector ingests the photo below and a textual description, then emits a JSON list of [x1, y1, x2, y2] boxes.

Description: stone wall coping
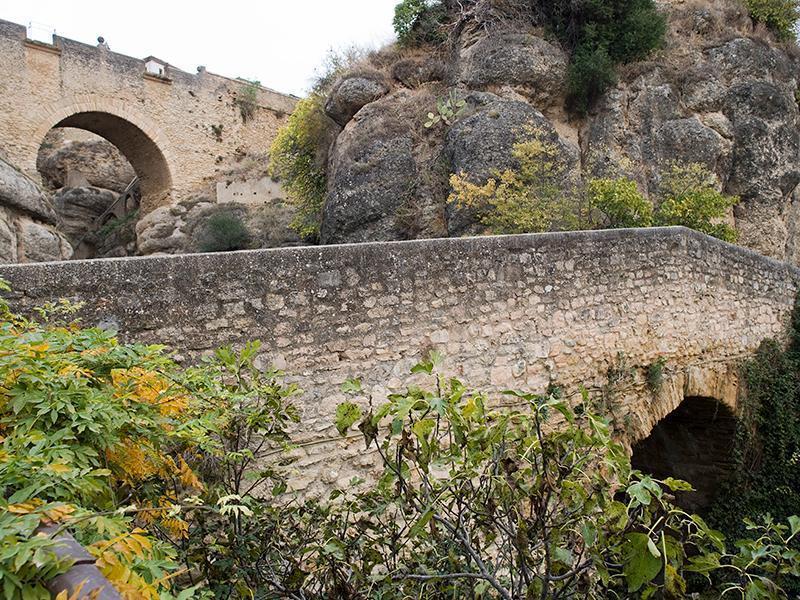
[[0, 227, 798, 281]]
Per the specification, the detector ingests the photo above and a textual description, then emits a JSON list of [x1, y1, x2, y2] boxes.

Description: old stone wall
[[0, 227, 797, 495], [0, 18, 296, 215]]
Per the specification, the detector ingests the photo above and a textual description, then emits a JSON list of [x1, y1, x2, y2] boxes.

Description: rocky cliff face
[[317, 0, 800, 263], [0, 156, 72, 263]]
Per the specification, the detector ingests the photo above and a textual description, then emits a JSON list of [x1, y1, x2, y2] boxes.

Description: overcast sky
[[0, 1, 398, 96]]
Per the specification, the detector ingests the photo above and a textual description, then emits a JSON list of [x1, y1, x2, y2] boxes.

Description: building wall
[[0, 227, 797, 496], [0, 18, 296, 214]]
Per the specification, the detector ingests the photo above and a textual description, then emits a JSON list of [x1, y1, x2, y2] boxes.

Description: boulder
[[324, 73, 390, 126], [458, 33, 568, 106], [53, 186, 118, 243], [322, 136, 417, 244], [0, 157, 57, 224], [16, 220, 72, 263]]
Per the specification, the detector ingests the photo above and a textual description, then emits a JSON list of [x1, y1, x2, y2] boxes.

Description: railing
[[71, 176, 140, 251], [37, 524, 122, 599]]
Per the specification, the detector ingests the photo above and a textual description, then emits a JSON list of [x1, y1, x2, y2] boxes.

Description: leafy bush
[[745, 0, 800, 40], [324, 358, 800, 598], [654, 163, 739, 242], [0, 285, 299, 599], [588, 176, 653, 228], [449, 128, 585, 234], [0, 287, 214, 599], [196, 209, 251, 252], [269, 96, 331, 240], [393, 0, 448, 46]]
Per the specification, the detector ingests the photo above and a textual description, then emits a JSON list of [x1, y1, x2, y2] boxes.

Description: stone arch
[[630, 366, 740, 511], [32, 97, 174, 213]]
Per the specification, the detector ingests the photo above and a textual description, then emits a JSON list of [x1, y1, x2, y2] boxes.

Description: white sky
[[0, 1, 398, 97]]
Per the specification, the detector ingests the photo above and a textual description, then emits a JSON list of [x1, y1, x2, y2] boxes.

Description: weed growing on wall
[[236, 79, 261, 123]]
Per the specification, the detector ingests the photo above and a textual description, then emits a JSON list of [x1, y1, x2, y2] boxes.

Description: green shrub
[[449, 127, 585, 234], [540, 0, 666, 114], [654, 163, 739, 242], [393, 0, 448, 46], [588, 176, 653, 228], [746, 0, 800, 40], [269, 95, 331, 240], [196, 210, 251, 252], [0, 289, 215, 598]]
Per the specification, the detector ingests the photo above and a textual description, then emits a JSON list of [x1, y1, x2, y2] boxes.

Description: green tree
[[393, 0, 448, 46]]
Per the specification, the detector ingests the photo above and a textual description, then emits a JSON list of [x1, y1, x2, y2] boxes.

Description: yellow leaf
[[7, 499, 43, 514], [47, 463, 72, 474]]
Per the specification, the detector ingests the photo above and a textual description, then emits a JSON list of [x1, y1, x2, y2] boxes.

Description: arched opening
[[35, 111, 171, 259], [631, 396, 738, 512]]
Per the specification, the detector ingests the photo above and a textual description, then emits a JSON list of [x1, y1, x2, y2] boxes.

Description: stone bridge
[[0, 227, 797, 502], [0, 18, 296, 215]]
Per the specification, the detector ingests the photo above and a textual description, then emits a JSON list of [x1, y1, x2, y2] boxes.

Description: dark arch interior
[[55, 111, 171, 205], [631, 396, 737, 512]]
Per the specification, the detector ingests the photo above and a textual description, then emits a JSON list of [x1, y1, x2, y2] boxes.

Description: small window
[[145, 60, 166, 77]]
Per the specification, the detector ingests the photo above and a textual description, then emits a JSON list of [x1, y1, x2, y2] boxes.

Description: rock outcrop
[[38, 131, 136, 193], [314, 1, 800, 263], [0, 157, 71, 263]]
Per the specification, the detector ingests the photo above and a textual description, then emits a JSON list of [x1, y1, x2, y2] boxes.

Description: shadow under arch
[[50, 111, 172, 211], [631, 396, 737, 512]]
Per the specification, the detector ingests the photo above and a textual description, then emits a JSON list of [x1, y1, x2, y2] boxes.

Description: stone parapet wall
[[0, 227, 797, 495]]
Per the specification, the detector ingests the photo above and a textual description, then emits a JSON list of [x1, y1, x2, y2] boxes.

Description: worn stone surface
[[321, 91, 423, 244], [53, 186, 118, 243], [15, 219, 71, 262], [0, 228, 795, 496]]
